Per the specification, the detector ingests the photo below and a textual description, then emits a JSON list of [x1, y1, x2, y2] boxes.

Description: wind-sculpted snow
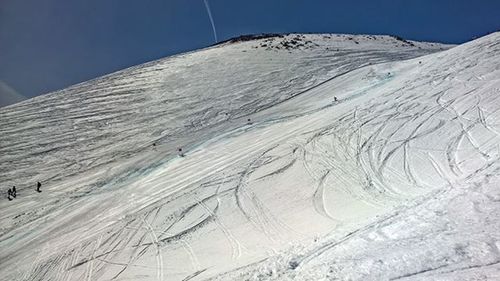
[[1, 33, 499, 281]]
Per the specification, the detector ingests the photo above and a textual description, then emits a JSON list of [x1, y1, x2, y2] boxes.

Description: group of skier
[[7, 181, 42, 201], [7, 186, 16, 200]]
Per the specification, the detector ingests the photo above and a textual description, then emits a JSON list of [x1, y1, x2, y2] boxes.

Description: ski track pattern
[[2, 34, 500, 281], [206, 33, 500, 281]]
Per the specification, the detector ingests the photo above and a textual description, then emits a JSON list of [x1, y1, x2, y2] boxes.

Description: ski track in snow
[[1, 33, 500, 280]]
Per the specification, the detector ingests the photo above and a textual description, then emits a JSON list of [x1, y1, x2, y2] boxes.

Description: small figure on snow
[[12, 186, 16, 198], [177, 148, 185, 157], [247, 118, 252, 125], [7, 188, 13, 201], [36, 182, 42, 193], [334, 96, 338, 102]]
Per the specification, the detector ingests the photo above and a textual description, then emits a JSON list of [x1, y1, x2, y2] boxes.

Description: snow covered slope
[[1, 33, 499, 281]]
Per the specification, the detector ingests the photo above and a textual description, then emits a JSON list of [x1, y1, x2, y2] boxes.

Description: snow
[[1, 32, 499, 280]]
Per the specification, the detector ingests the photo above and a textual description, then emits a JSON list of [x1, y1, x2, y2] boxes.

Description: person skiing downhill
[[12, 186, 16, 198], [36, 182, 41, 193], [7, 188, 12, 201]]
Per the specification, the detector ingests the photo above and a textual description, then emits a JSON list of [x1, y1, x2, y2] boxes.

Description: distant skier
[[334, 96, 338, 102], [177, 148, 184, 157], [12, 186, 16, 198], [36, 182, 42, 193], [7, 188, 12, 201], [247, 118, 252, 125]]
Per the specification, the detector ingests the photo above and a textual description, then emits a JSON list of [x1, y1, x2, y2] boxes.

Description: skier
[[247, 118, 252, 125], [7, 188, 12, 201], [36, 182, 42, 193], [334, 96, 338, 102], [177, 148, 184, 157], [12, 186, 16, 198]]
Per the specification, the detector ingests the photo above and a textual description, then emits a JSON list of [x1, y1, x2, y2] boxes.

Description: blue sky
[[0, 0, 499, 99]]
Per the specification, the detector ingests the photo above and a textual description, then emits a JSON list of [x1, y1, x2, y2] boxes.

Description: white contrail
[[203, 0, 218, 43]]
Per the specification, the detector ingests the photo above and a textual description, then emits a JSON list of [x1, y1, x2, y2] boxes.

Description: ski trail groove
[[142, 216, 164, 281]]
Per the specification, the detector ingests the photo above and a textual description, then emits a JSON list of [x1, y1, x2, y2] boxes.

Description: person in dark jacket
[[7, 188, 12, 201], [36, 182, 41, 193], [12, 186, 16, 198]]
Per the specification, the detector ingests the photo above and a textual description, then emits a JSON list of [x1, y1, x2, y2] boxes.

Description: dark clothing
[[12, 186, 16, 198], [36, 182, 41, 192], [7, 189, 12, 200]]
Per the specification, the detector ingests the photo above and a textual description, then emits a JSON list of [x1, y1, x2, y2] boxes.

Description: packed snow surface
[[0, 33, 499, 280]]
